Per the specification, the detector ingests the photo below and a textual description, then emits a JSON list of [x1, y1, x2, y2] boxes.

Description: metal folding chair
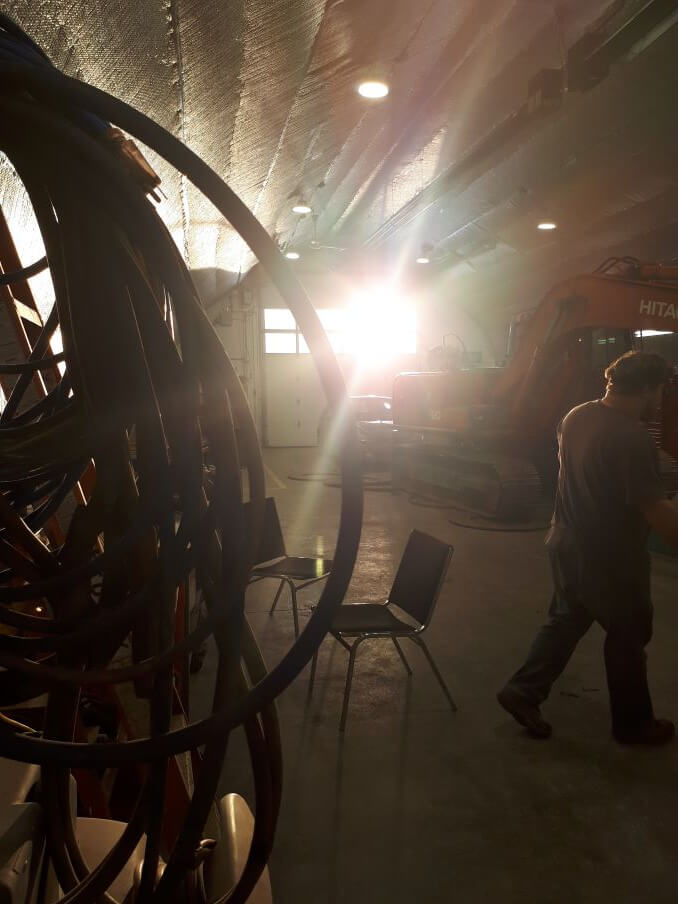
[[248, 497, 332, 637], [309, 529, 456, 731]]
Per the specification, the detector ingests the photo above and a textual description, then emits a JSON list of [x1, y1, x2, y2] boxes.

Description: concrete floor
[[193, 448, 678, 904]]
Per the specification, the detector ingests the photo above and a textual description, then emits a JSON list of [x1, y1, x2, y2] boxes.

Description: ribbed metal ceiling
[[0, 0, 674, 308]]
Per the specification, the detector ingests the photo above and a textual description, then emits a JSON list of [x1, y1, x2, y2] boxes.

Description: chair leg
[[269, 579, 286, 616], [415, 638, 457, 712], [290, 583, 300, 638], [339, 639, 363, 732], [392, 637, 412, 676]]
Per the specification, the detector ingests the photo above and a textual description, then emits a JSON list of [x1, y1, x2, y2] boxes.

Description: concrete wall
[[417, 281, 498, 367]]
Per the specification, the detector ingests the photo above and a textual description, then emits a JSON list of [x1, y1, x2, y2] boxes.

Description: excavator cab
[[515, 327, 630, 433], [633, 328, 678, 365], [633, 329, 678, 465]]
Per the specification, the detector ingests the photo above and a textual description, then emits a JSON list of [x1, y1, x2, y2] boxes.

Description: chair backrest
[[387, 530, 453, 628], [243, 496, 286, 565]]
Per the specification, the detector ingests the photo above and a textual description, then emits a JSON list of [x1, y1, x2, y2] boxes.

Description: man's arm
[[642, 498, 678, 549]]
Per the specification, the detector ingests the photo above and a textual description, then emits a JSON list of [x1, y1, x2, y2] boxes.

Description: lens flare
[[346, 287, 416, 363]]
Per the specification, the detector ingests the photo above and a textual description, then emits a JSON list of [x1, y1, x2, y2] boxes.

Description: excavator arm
[[496, 271, 678, 421]]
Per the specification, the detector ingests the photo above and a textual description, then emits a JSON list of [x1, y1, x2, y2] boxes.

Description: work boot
[[497, 686, 552, 739], [614, 718, 675, 746]]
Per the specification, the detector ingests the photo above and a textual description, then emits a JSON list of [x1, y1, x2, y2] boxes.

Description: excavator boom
[[497, 272, 678, 419]]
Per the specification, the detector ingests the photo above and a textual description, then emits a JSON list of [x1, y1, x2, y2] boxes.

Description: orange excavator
[[392, 258, 678, 519]]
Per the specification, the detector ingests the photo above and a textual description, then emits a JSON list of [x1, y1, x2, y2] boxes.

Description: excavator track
[[394, 434, 678, 522], [392, 430, 546, 521]]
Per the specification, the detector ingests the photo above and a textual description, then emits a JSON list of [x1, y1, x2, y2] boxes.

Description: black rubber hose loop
[[0, 58, 363, 770]]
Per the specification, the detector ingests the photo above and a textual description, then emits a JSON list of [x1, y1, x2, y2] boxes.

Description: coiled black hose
[[0, 253, 47, 285], [0, 13, 363, 904]]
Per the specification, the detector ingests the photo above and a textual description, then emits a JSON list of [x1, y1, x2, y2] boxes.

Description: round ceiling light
[[292, 203, 312, 214], [416, 256, 430, 264], [285, 250, 300, 260], [357, 79, 389, 99], [537, 221, 557, 230]]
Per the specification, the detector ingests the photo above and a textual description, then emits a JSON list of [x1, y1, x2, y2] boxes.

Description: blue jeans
[[507, 554, 654, 737]]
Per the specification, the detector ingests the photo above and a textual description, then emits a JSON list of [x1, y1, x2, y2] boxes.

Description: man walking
[[498, 350, 678, 744]]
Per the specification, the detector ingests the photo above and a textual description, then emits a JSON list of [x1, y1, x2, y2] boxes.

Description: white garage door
[[264, 354, 326, 446]]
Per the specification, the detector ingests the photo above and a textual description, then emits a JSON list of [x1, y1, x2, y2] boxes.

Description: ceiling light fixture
[[285, 250, 300, 260], [537, 221, 557, 230], [357, 79, 389, 99], [416, 242, 433, 265], [292, 202, 312, 214]]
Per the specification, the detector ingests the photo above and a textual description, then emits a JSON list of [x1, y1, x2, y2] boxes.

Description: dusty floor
[[193, 447, 678, 904]]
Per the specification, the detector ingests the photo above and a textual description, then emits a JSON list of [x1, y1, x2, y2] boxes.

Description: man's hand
[[642, 498, 678, 549]]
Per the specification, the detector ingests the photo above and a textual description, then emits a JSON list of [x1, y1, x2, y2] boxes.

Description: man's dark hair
[[605, 350, 673, 394]]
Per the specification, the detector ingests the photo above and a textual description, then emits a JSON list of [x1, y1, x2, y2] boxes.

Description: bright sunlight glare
[[346, 287, 416, 362]]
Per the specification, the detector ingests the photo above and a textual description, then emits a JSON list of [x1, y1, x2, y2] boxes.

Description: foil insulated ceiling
[[0, 0, 673, 307]]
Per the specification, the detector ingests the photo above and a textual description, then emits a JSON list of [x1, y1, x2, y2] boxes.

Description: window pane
[[328, 332, 345, 354], [361, 397, 392, 419], [264, 308, 296, 330], [345, 301, 417, 357], [634, 330, 678, 368], [299, 332, 344, 354], [397, 309, 417, 354], [591, 328, 628, 369], [265, 332, 296, 354], [317, 309, 345, 332]]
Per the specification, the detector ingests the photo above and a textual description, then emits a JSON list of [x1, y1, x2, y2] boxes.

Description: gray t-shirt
[[548, 400, 665, 571]]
